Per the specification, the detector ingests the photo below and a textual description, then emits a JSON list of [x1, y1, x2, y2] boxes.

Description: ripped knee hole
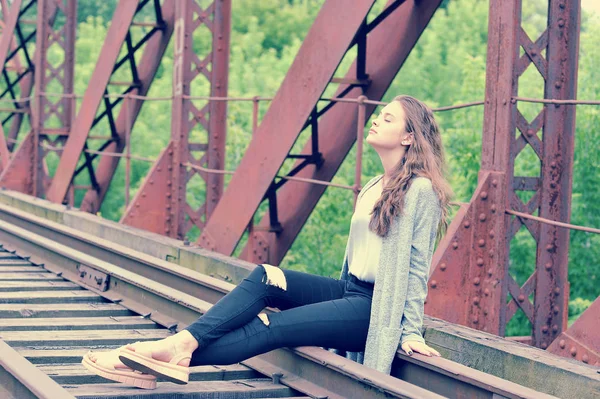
[[259, 263, 287, 291], [257, 313, 270, 326]]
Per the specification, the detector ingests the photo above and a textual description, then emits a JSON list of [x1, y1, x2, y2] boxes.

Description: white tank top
[[347, 178, 384, 283]]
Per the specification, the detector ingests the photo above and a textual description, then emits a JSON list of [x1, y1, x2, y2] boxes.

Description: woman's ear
[[401, 133, 413, 146]]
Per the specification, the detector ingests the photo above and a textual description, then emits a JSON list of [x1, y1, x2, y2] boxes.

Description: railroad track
[[0, 204, 557, 399]]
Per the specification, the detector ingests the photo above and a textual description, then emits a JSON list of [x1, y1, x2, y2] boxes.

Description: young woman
[[82, 95, 453, 389]]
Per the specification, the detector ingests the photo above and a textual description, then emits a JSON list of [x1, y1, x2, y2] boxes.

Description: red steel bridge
[[0, 0, 598, 397]]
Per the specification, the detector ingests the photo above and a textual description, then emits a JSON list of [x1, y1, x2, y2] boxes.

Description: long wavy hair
[[369, 95, 453, 240]]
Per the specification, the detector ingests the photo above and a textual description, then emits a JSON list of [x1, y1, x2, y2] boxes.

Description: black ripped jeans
[[183, 265, 373, 366]]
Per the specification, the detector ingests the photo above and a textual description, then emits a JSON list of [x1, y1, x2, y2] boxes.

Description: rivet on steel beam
[[452, 241, 458, 249], [541, 342, 548, 349], [490, 205, 496, 213], [150, 180, 154, 184], [473, 317, 479, 324], [492, 179, 498, 187], [479, 213, 487, 222], [527, 129, 534, 136], [430, 280, 437, 288], [440, 262, 447, 271], [553, 306, 560, 314], [480, 191, 488, 199], [157, 167, 162, 172], [570, 347, 577, 356], [489, 250, 494, 258], [272, 372, 283, 384], [476, 257, 484, 266], [489, 230, 495, 238], [558, 19, 565, 28], [551, 161, 557, 169], [483, 309, 488, 315], [473, 277, 480, 286], [582, 354, 589, 363], [487, 268, 493, 277], [546, 244, 554, 251], [554, 287, 560, 295], [518, 294, 525, 302], [478, 239, 486, 247], [559, 2, 565, 9], [484, 288, 490, 296], [554, 81, 562, 89], [550, 182, 556, 188], [545, 262, 552, 270], [559, 340, 566, 349], [258, 255, 263, 260], [542, 325, 549, 333], [552, 324, 558, 333], [463, 220, 470, 228], [167, 181, 172, 186], [142, 193, 146, 198], [135, 203, 140, 207], [530, 49, 537, 57], [473, 297, 480, 305]]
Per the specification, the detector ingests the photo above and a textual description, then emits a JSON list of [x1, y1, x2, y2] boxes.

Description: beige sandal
[[118, 347, 191, 385], [82, 348, 157, 389]]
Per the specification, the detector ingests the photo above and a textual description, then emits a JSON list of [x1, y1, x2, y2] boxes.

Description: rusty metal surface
[[532, 0, 580, 349], [198, 0, 377, 255], [122, 0, 231, 240], [44, 0, 141, 205], [425, 0, 582, 347], [548, 296, 600, 366], [0, 0, 70, 197], [0, 0, 27, 169], [79, 0, 176, 214], [239, 0, 444, 265]]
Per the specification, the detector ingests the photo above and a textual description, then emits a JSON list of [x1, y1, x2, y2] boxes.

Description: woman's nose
[[372, 120, 379, 127]]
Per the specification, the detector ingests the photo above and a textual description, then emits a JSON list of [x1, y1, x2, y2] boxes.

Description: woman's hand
[[401, 341, 441, 357]]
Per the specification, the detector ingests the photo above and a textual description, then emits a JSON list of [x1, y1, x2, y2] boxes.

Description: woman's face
[[366, 101, 411, 150]]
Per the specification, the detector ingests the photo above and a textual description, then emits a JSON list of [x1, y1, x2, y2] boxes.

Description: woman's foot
[[122, 330, 198, 368], [82, 348, 157, 389], [117, 330, 198, 385]]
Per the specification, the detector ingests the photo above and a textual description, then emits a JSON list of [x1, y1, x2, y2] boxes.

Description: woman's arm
[[400, 182, 440, 346]]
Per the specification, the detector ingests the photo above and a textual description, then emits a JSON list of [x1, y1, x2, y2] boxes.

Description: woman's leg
[[189, 293, 372, 366], [184, 264, 346, 351], [90, 265, 346, 369]]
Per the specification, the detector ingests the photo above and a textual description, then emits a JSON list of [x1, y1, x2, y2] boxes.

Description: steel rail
[[0, 339, 75, 399], [0, 210, 558, 398]]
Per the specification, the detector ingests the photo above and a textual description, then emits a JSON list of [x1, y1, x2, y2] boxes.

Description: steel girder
[[547, 296, 600, 366], [44, 0, 173, 208], [197, 0, 380, 255], [0, 0, 32, 169], [0, 0, 68, 197], [237, 1, 445, 265], [121, 0, 231, 240], [425, 0, 580, 349]]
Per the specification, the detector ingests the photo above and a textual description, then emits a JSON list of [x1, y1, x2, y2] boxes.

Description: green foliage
[[25, 0, 599, 336]]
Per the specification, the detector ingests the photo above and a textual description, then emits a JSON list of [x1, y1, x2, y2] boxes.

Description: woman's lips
[[369, 129, 377, 134]]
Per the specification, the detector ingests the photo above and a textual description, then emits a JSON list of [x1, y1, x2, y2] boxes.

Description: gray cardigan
[[337, 174, 441, 374]]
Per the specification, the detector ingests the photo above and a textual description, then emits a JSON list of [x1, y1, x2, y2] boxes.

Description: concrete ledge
[[0, 189, 254, 284], [423, 317, 600, 399]]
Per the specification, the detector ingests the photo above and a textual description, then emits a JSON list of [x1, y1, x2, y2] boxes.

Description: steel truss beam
[[0, 0, 33, 169], [198, 0, 439, 258], [44, 0, 174, 208], [121, 0, 231, 240], [425, 0, 580, 349], [237, 0, 443, 265], [0, 0, 68, 196]]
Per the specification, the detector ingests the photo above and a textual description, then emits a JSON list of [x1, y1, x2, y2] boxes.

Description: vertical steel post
[[122, 0, 231, 240], [533, 0, 579, 348]]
